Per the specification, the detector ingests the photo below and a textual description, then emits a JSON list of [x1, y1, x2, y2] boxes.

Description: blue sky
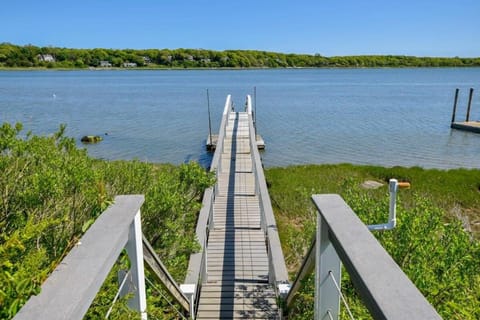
[[1, 0, 478, 57]]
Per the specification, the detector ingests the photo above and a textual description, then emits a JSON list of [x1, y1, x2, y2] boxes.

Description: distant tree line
[[1, 43, 479, 69]]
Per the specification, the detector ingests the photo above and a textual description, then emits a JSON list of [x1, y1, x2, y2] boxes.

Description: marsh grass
[[266, 164, 480, 319], [0, 123, 214, 319]]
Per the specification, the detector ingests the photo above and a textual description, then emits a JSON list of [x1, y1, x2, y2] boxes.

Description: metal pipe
[[451, 88, 459, 124], [368, 179, 410, 231], [466, 88, 474, 122], [254, 86, 257, 131], [206, 89, 213, 150]]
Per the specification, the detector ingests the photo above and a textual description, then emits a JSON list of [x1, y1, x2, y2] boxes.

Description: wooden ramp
[[196, 112, 279, 319]]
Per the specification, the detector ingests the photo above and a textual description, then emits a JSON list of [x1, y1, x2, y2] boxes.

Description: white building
[[37, 54, 55, 62]]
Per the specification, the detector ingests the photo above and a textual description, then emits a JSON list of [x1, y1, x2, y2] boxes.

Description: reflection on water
[[0, 68, 479, 169]]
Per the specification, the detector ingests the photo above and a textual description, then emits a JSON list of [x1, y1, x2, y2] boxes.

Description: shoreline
[[1, 65, 480, 72]]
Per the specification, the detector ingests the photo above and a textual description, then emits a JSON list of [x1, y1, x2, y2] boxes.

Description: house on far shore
[[123, 62, 137, 68], [37, 54, 55, 62], [99, 61, 112, 67]]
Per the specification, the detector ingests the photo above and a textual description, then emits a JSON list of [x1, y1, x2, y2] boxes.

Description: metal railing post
[[180, 284, 196, 319], [126, 210, 148, 320], [315, 212, 341, 320]]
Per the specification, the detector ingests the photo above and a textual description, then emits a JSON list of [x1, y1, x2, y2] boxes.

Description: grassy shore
[[3, 120, 479, 318], [265, 164, 480, 319], [0, 123, 215, 319]]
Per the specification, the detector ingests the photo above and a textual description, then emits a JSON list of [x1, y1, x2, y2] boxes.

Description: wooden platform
[[451, 121, 480, 133], [197, 112, 279, 319], [206, 134, 265, 151]]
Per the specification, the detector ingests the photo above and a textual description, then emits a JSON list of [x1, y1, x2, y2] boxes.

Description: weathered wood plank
[[196, 310, 279, 320], [196, 108, 281, 318]]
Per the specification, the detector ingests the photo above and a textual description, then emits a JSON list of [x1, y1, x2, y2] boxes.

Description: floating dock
[[207, 134, 265, 151], [450, 87, 480, 133], [451, 121, 480, 133]]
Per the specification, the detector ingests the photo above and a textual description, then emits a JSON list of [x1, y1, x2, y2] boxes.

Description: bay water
[[1, 68, 479, 169]]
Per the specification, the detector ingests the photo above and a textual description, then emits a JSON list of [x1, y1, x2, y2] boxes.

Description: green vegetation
[[1, 42, 479, 69], [265, 164, 480, 319], [3, 121, 480, 319], [0, 122, 214, 319]]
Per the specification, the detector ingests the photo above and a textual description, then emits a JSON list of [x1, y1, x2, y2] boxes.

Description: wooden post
[[126, 210, 148, 320], [466, 88, 474, 122], [314, 211, 341, 320], [451, 88, 459, 124]]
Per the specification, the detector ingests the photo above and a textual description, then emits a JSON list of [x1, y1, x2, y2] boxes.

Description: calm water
[[1, 69, 479, 169]]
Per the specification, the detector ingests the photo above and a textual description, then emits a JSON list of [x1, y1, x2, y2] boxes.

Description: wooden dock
[[197, 111, 279, 319], [450, 87, 480, 133], [207, 134, 265, 151], [451, 121, 480, 133]]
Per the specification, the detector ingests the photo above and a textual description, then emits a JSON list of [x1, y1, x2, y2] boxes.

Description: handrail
[[14, 195, 147, 320], [183, 95, 233, 316], [142, 235, 190, 313], [246, 95, 253, 114], [287, 194, 441, 319], [211, 94, 232, 171], [246, 95, 290, 297]]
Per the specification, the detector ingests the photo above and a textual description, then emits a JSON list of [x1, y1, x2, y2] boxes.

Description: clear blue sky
[[1, 0, 479, 57]]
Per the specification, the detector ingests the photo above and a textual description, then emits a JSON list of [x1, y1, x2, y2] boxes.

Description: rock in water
[[81, 135, 103, 143]]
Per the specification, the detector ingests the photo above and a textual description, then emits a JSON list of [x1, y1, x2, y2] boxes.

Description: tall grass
[[266, 164, 480, 319], [0, 123, 214, 319]]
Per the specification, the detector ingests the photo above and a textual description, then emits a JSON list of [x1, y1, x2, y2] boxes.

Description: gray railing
[[286, 194, 442, 319], [183, 95, 233, 316], [246, 95, 290, 298], [15, 195, 191, 320], [211, 94, 232, 172], [143, 235, 190, 313], [14, 195, 148, 320]]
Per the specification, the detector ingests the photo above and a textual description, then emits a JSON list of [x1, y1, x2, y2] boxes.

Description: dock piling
[[451, 88, 459, 124], [466, 88, 474, 122], [450, 87, 480, 133]]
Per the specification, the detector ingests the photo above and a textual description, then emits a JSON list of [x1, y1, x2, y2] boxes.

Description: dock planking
[[207, 134, 266, 151], [197, 111, 279, 319]]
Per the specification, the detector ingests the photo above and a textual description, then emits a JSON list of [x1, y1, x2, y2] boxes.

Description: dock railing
[[15, 195, 149, 320], [183, 95, 233, 316], [285, 194, 441, 319], [246, 95, 291, 298], [211, 94, 232, 174], [15, 195, 191, 320]]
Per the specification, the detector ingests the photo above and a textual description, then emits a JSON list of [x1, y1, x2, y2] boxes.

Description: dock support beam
[[451, 88, 459, 124], [466, 88, 474, 122], [314, 211, 341, 320], [126, 210, 148, 320]]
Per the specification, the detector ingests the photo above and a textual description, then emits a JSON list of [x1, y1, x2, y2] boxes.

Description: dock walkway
[[196, 111, 279, 319]]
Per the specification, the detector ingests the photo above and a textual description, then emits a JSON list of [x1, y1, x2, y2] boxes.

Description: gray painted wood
[[196, 109, 282, 319], [247, 110, 290, 289], [142, 236, 190, 312], [285, 239, 316, 308], [312, 194, 441, 320], [14, 195, 145, 320]]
